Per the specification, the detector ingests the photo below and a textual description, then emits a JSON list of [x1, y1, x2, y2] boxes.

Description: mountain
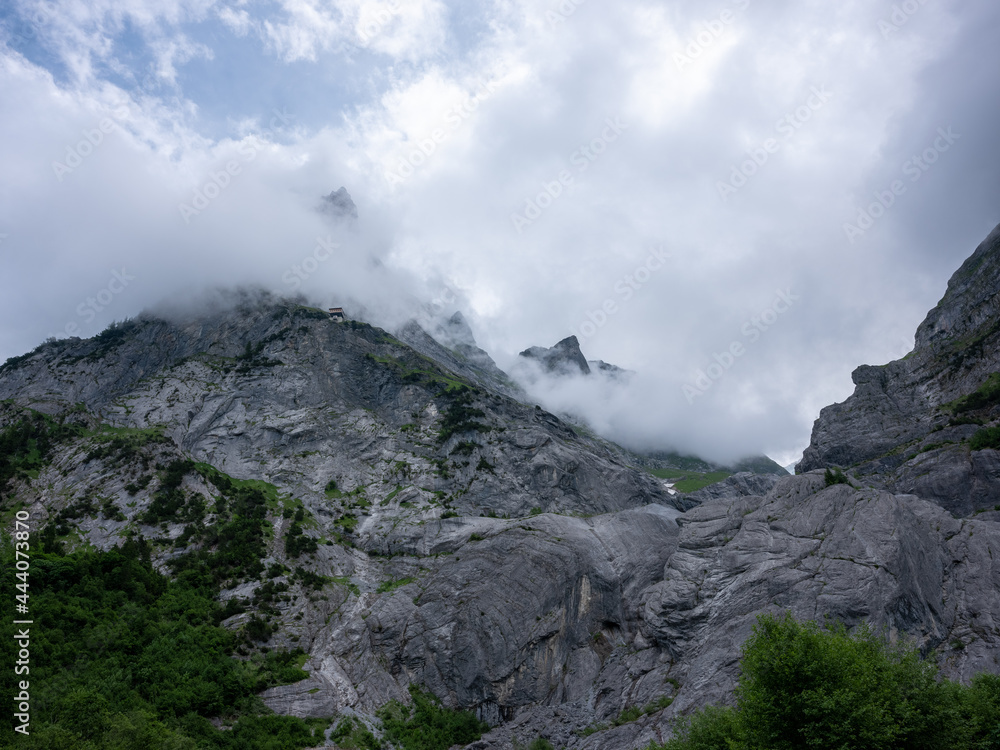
[[798, 221, 1000, 516], [517, 335, 633, 381], [319, 186, 359, 222], [4, 217, 1000, 750], [518, 335, 593, 376]]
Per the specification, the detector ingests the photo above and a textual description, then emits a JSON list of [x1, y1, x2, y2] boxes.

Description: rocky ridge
[[798, 221, 1000, 516]]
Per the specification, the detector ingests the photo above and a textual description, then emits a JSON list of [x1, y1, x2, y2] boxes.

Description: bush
[[971, 427, 1000, 451], [953, 373, 1000, 414], [0, 539, 316, 749], [656, 611, 1000, 750], [377, 685, 488, 750], [824, 467, 850, 487]]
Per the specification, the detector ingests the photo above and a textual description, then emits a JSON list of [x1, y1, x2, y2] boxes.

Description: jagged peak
[[318, 186, 358, 222]]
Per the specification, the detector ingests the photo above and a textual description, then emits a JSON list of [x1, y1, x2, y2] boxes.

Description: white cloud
[[1, 0, 999, 465]]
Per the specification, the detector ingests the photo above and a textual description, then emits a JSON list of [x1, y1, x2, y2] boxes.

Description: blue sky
[[1, 0, 999, 465]]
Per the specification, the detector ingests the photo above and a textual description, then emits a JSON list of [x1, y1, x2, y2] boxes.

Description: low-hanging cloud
[[2, 0, 999, 468]]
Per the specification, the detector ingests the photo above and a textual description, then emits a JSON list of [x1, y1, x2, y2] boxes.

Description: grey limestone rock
[[798, 222, 1000, 515]]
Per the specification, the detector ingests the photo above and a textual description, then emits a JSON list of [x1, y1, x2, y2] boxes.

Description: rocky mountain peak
[[519, 335, 592, 376], [319, 186, 358, 222], [433, 311, 478, 349]]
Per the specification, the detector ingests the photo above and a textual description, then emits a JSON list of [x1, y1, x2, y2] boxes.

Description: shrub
[[655, 611, 1000, 750], [0, 539, 316, 749], [971, 427, 1000, 451], [377, 685, 488, 750], [953, 373, 1000, 414], [824, 467, 850, 487]]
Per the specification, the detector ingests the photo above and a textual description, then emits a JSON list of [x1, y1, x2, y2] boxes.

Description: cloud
[[1, 0, 999, 468]]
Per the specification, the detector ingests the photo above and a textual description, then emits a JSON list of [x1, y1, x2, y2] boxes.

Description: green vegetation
[[577, 696, 674, 736], [971, 427, 1000, 451], [84, 319, 142, 362], [0, 408, 85, 498], [85, 425, 170, 466], [195, 462, 283, 508], [363, 350, 469, 395], [284, 506, 319, 558], [331, 576, 361, 596], [649, 468, 731, 493], [325, 479, 344, 499], [0, 536, 323, 749], [166, 463, 277, 587], [292, 305, 330, 320], [330, 716, 381, 749], [951, 373, 1000, 414], [824, 467, 851, 487], [654, 611, 1000, 750], [437, 390, 488, 443], [335, 514, 359, 533], [141, 459, 199, 524], [377, 685, 488, 750], [0, 350, 35, 374], [376, 577, 417, 594]]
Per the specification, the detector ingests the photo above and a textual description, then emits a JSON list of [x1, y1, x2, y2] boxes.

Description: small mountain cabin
[[329, 307, 346, 322]]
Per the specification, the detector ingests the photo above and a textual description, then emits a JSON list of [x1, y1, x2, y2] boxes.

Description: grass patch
[[577, 696, 674, 737], [331, 576, 361, 596], [195, 462, 284, 510], [649, 468, 731, 493], [376, 577, 417, 594], [949, 373, 1000, 414]]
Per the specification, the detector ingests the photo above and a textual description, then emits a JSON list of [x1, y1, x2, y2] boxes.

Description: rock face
[[395, 313, 522, 401], [519, 336, 592, 376], [798, 222, 1000, 516]]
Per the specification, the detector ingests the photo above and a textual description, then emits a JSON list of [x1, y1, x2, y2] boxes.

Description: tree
[[659, 611, 999, 750]]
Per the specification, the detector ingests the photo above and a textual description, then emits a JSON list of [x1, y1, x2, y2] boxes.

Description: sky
[[1, 0, 999, 467]]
